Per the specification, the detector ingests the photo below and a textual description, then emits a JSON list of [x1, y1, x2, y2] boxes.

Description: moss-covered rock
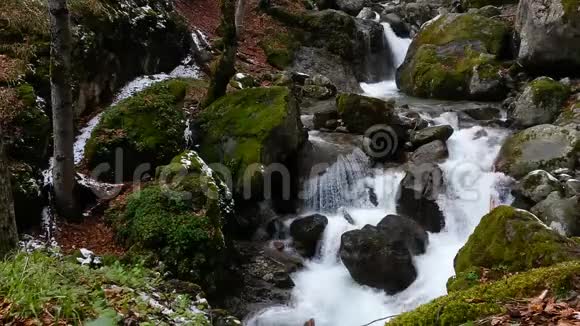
[[510, 77, 570, 128], [85, 79, 198, 182], [0, 84, 50, 165], [336, 93, 395, 133], [259, 30, 300, 69], [198, 86, 306, 198], [107, 152, 232, 287], [494, 124, 580, 178], [388, 260, 580, 326], [0, 0, 192, 116], [396, 13, 510, 100], [454, 206, 580, 273], [8, 161, 45, 230], [555, 98, 580, 127]]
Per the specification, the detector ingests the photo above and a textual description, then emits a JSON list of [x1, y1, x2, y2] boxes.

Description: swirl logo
[[363, 124, 399, 159]]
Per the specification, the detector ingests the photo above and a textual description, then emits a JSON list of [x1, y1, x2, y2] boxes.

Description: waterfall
[[245, 22, 513, 323], [360, 23, 412, 98]]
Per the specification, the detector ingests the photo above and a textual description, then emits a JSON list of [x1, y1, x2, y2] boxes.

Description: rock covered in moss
[[9, 161, 45, 230], [555, 96, 580, 128], [531, 192, 580, 237], [198, 87, 306, 198], [509, 77, 570, 128], [516, 0, 580, 75], [0, 84, 50, 164], [396, 13, 510, 100], [107, 151, 233, 287], [454, 206, 580, 273], [494, 124, 580, 179], [85, 79, 198, 182], [336, 93, 395, 133], [389, 261, 580, 326], [340, 214, 428, 294]]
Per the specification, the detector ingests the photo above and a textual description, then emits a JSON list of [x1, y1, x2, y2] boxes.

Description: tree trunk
[[49, 0, 80, 220], [235, 0, 247, 38], [0, 129, 18, 257], [203, 0, 238, 107]]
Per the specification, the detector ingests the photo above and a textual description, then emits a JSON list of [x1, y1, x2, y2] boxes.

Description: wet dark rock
[[220, 241, 298, 317], [336, 0, 368, 16], [464, 107, 501, 121], [565, 179, 580, 197], [290, 214, 329, 258], [410, 125, 454, 147], [313, 108, 339, 130], [410, 140, 449, 164], [397, 163, 446, 233], [336, 93, 396, 134], [340, 214, 428, 294]]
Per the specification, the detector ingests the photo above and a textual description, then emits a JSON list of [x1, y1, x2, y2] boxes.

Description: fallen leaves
[[491, 289, 580, 326]]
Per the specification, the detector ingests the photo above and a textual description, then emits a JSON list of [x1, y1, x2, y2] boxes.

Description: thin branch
[[360, 314, 399, 326]]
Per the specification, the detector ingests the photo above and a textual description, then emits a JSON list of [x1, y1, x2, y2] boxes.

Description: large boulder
[[531, 192, 580, 237], [290, 214, 328, 258], [336, 93, 395, 133], [494, 124, 580, 179], [396, 13, 510, 100], [84, 79, 199, 182], [335, 0, 367, 16], [107, 150, 234, 288], [397, 163, 446, 233], [509, 77, 570, 128], [198, 86, 307, 199], [340, 215, 428, 294], [554, 96, 580, 128], [515, 0, 580, 75], [454, 206, 580, 273]]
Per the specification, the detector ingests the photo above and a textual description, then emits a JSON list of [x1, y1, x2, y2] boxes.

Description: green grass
[[0, 251, 210, 325]]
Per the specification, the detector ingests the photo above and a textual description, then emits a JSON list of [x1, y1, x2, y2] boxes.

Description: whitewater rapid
[[246, 24, 513, 326]]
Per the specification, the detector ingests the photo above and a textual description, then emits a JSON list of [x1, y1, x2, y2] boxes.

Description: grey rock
[[516, 0, 580, 74], [509, 77, 569, 128], [531, 192, 580, 237], [516, 170, 563, 203], [410, 140, 449, 164], [410, 125, 454, 147]]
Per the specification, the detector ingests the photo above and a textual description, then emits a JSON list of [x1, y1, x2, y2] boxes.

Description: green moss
[[446, 267, 482, 292], [259, 30, 299, 69], [454, 206, 580, 273], [84, 79, 200, 182], [336, 93, 395, 133], [0, 251, 211, 325], [561, 0, 580, 21], [107, 184, 226, 286], [529, 77, 570, 108], [388, 260, 580, 326], [398, 44, 503, 100], [198, 86, 293, 188], [412, 13, 509, 56]]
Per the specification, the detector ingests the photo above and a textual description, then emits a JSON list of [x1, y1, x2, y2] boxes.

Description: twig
[[359, 314, 399, 326]]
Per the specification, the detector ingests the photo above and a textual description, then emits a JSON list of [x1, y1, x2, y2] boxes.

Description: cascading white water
[[360, 23, 411, 98], [246, 21, 513, 326]]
